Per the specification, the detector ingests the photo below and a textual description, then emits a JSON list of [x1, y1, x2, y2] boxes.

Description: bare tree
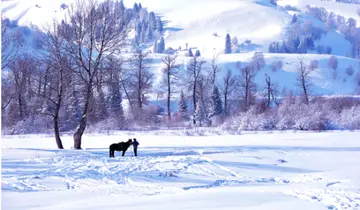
[[8, 55, 36, 120], [271, 60, 283, 72], [103, 56, 125, 126], [251, 52, 266, 71], [186, 56, 206, 115], [238, 65, 257, 110], [222, 69, 236, 116], [161, 55, 180, 121], [264, 74, 280, 108], [58, 0, 130, 149], [1, 73, 15, 111], [328, 55, 338, 79], [197, 75, 211, 116], [130, 50, 153, 119], [38, 21, 75, 149], [296, 58, 313, 104], [105, 57, 134, 108], [308, 59, 319, 71], [210, 53, 221, 85]]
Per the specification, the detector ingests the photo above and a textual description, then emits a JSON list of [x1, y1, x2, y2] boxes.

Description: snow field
[[2, 131, 360, 209]]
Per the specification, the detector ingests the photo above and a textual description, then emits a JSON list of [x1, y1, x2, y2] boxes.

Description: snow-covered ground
[[2, 131, 360, 209], [2, 0, 360, 97]]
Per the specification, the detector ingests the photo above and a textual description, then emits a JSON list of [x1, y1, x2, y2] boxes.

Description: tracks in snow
[[286, 188, 360, 209], [2, 149, 245, 196], [2, 147, 359, 208]]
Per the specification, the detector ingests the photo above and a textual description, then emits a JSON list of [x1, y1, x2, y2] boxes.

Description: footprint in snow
[[326, 181, 341, 187], [277, 159, 287, 163]]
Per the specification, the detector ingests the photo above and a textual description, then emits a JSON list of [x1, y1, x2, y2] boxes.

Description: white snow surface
[[2, 0, 360, 97], [2, 131, 360, 209]]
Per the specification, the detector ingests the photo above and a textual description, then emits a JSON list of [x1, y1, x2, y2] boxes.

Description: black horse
[[109, 139, 132, 158]]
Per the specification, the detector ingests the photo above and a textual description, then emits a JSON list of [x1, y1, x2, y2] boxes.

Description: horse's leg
[[122, 150, 126, 156]]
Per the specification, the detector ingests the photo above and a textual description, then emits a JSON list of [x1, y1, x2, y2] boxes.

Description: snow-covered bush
[[346, 65, 354, 76], [11, 115, 53, 134], [222, 96, 360, 132], [271, 60, 283, 72], [283, 5, 300, 12], [337, 105, 360, 129]]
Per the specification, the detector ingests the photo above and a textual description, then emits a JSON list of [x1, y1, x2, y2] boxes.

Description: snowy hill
[[1, 0, 360, 97]]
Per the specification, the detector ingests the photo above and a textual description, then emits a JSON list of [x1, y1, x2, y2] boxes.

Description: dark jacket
[[132, 140, 139, 148]]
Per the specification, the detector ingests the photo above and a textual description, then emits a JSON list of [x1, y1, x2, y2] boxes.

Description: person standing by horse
[[132, 138, 140, 156]]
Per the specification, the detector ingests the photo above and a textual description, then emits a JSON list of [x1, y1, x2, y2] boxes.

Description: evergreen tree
[[281, 40, 287, 53], [119, 0, 125, 14], [153, 40, 158, 53], [293, 37, 301, 52], [269, 42, 280, 53], [178, 91, 188, 120], [95, 89, 108, 122], [304, 36, 315, 50], [147, 24, 153, 40], [210, 86, 223, 117], [136, 20, 142, 39], [156, 18, 163, 32], [325, 46, 332, 54], [225, 33, 231, 54], [325, 14, 336, 30], [149, 12, 156, 31], [111, 85, 125, 124], [158, 37, 165, 53], [195, 49, 201, 57], [193, 101, 208, 127], [291, 14, 298, 24], [188, 49, 193, 57], [141, 20, 148, 42], [133, 3, 139, 13], [297, 38, 308, 54]]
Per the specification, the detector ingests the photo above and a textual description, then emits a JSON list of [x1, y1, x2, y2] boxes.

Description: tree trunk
[[120, 77, 133, 108], [53, 113, 64, 149], [73, 117, 86, 149], [73, 82, 92, 149], [193, 82, 197, 112], [224, 88, 228, 116], [167, 73, 171, 121], [138, 69, 142, 110], [266, 76, 271, 108], [54, 70, 64, 149], [302, 79, 309, 105]]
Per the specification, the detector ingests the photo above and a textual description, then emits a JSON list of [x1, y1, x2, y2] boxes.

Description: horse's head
[[127, 139, 133, 145]]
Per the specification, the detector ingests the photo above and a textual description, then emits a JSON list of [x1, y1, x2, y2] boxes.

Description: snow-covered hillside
[[1, 0, 360, 97], [2, 131, 360, 209]]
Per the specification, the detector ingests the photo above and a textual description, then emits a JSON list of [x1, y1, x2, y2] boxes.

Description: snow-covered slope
[[2, 131, 360, 209], [1, 0, 360, 97], [277, 0, 360, 23]]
